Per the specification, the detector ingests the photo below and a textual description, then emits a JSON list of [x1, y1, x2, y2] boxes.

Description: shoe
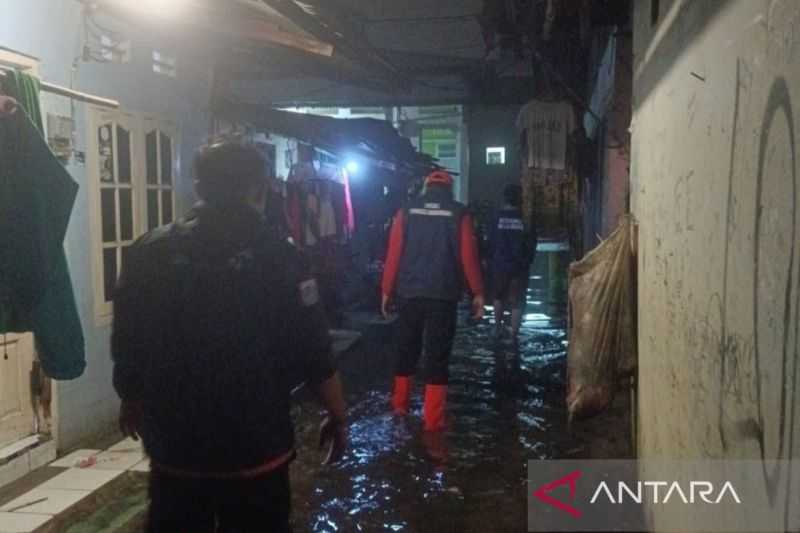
[[422, 430, 448, 463], [391, 376, 411, 415], [423, 384, 447, 431]]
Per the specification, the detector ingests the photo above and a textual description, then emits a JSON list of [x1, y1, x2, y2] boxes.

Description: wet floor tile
[[0, 487, 90, 515], [107, 439, 143, 454], [130, 460, 150, 473], [0, 511, 51, 532], [39, 468, 122, 492], [50, 450, 101, 469], [90, 451, 144, 471]]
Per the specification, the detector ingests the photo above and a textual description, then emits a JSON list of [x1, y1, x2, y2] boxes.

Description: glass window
[[101, 188, 116, 242], [160, 132, 172, 184], [98, 124, 114, 183], [146, 130, 158, 184], [162, 190, 173, 224], [437, 143, 457, 159], [486, 146, 506, 165], [119, 188, 133, 241], [117, 126, 131, 183], [147, 190, 159, 230]]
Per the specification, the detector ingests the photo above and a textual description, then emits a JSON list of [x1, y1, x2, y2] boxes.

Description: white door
[[0, 333, 36, 448], [88, 108, 180, 323]]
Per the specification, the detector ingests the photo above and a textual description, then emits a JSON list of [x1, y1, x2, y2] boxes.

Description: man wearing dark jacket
[[112, 141, 347, 533], [490, 183, 538, 344], [381, 170, 484, 432]]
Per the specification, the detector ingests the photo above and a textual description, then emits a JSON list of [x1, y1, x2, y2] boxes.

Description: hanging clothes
[[342, 169, 355, 233], [1, 70, 43, 133], [0, 72, 85, 380], [284, 181, 304, 246], [516, 99, 576, 171]]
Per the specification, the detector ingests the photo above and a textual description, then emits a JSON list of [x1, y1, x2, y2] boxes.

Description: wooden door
[[0, 333, 35, 448]]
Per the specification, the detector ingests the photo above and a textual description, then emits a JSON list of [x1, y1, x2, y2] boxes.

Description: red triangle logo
[[532, 470, 583, 518]]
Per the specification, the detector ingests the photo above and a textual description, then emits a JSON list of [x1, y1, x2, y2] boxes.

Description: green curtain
[[1, 69, 43, 133], [0, 70, 86, 379]]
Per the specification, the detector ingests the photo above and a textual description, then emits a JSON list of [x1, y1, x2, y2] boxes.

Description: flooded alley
[[2, 252, 630, 533], [6, 1, 799, 531], [289, 257, 573, 533]]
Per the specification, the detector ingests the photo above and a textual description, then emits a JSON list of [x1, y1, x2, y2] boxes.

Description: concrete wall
[[465, 105, 520, 208], [2, 1, 211, 450], [601, 35, 632, 238], [631, 0, 800, 530]]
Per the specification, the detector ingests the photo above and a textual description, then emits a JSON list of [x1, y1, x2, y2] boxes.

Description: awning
[[216, 101, 444, 177]]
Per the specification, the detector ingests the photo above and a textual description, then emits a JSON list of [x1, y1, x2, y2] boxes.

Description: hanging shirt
[[516, 100, 576, 170]]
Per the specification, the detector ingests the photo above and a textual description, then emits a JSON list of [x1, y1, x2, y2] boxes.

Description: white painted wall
[[2, 0, 212, 450], [631, 0, 800, 530]]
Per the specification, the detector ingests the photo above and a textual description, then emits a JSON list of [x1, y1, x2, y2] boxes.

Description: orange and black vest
[[397, 189, 466, 301]]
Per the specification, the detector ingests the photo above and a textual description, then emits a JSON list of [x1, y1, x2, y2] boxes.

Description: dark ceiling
[[220, 0, 630, 108]]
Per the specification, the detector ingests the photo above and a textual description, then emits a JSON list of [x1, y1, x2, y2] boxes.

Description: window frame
[[88, 108, 179, 324], [142, 116, 178, 232], [486, 146, 507, 165]]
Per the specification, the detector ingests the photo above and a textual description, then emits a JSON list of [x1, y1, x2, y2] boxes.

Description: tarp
[[566, 214, 636, 420], [215, 102, 443, 178]]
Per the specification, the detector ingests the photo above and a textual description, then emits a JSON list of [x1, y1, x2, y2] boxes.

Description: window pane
[[147, 190, 159, 230], [98, 124, 114, 183], [121, 245, 132, 274], [101, 188, 117, 242], [117, 125, 131, 183], [146, 130, 158, 184], [437, 143, 457, 159], [103, 248, 118, 302], [162, 190, 173, 224], [160, 132, 172, 184], [119, 188, 133, 241]]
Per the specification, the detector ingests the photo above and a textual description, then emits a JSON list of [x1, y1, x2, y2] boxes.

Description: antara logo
[[532, 472, 742, 519], [532, 470, 583, 518], [590, 481, 742, 504]]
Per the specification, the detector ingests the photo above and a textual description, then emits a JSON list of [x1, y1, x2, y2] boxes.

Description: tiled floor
[[0, 438, 147, 532], [0, 512, 51, 533]]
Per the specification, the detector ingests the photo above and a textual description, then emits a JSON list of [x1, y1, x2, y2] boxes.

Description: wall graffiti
[[717, 59, 798, 527]]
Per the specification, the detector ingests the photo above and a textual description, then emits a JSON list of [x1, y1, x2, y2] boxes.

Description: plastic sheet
[[566, 215, 637, 420]]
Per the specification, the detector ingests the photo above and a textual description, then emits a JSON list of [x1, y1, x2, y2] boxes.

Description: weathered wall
[[631, 0, 799, 530], [2, 1, 211, 450], [465, 105, 520, 208], [601, 35, 632, 238]]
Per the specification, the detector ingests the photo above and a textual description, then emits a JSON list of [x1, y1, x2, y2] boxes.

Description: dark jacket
[[490, 206, 538, 274], [111, 203, 334, 473]]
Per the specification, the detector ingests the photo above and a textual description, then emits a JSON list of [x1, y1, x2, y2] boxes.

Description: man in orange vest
[[381, 170, 485, 432]]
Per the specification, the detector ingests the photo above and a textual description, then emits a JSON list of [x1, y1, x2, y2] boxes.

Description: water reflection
[[290, 253, 570, 532]]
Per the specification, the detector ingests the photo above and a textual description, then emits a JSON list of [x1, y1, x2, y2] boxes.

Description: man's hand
[[0, 96, 18, 117], [119, 400, 142, 441], [381, 294, 392, 319], [472, 294, 485, 320], [319, 415, 347, 465]]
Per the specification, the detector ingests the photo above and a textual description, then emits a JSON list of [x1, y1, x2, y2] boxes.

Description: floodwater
[[63, 253, 584, 533], [288, 260, 571, 533]]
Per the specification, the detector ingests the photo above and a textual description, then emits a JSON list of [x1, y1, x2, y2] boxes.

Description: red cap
[[424, 170, 454, 187]]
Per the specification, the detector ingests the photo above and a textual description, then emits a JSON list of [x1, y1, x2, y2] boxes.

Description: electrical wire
[[413, 80, 465, 92], [363, 13, 481, 24]]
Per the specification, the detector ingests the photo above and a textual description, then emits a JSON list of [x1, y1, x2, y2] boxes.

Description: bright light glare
[[121, 0, 190, 17], [345, 161, 359, 174]]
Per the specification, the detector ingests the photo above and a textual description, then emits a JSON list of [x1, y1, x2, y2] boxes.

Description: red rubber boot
[[391, 376, 411, 415], [423, 384, 447, 432]]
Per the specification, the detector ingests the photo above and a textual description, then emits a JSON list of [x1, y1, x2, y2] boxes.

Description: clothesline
[[0, 67, 119, 109]]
